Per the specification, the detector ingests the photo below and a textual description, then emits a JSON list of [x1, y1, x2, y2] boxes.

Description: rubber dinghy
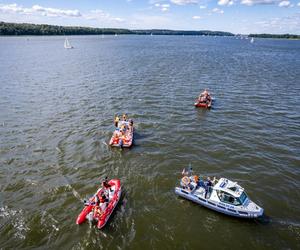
[[194, 99, 212, 108], [109, 120, 134, 148], [194, 90, 213, 108], [175, 175, 264, 218], [76, 179, 121, 229]]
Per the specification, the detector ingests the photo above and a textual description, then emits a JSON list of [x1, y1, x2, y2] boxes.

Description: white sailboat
[[250, 37, 254, 43], [64, 37, 73, 49]]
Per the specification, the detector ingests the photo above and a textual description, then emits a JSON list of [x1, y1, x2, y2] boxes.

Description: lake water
[[0, 35, 299, 249]]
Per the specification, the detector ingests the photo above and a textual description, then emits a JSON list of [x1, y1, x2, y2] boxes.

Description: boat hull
[[76, 179, 121, 229], [194, 100, 212, 108], [175, 187, 263, 218]]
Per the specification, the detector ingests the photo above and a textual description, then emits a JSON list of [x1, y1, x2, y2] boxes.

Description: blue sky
[[0, 0, 300, 34]]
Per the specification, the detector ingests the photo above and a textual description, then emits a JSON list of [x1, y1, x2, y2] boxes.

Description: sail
[[64, 38, 73, 49]]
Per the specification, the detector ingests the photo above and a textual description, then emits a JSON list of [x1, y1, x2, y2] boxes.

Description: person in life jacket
[[113, 132, 120, 143], [99, 193, 109, 212]]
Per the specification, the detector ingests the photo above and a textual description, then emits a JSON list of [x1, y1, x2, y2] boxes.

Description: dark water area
[[0, 35, 299, 249]]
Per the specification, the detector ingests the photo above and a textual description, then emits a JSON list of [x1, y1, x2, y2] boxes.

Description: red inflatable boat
[[195, 89, 213, 108], [194, 100, 212, 108], [76, 179, 121, 229], [109, 120, 134, 148]]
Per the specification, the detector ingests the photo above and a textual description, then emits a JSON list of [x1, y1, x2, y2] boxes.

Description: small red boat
[[109, 120, 134, 148], [76, 179, 121, 229], [194, 90, 213, 108], [194, 99, 212, 108]]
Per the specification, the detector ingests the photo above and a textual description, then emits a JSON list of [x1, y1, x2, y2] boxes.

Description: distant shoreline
[[0, 21, 299, 39], [0, 21, 233, 37]]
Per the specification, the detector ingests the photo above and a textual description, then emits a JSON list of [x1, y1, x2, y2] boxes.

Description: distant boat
[[250, 37, 254, 43], [150, 33, 153, 36], [64, 37, 73, 49], [115, 33, 118, 37]]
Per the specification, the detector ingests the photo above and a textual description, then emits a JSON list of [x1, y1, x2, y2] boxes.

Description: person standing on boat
[[114, 115, 120, 127], [204, 177, 213, 198]]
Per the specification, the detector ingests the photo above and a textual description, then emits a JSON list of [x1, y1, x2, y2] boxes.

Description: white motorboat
[[175, 175, 264, 218]]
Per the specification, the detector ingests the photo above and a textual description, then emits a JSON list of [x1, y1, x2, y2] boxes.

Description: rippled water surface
[[0, 35, 300, 249]]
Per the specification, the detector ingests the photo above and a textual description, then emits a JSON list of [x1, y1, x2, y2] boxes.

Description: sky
[[0, 0, 300, 34]]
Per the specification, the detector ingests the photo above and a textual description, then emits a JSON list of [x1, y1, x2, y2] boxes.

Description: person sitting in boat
[[122, 114, 127, 121], [102, 177, 112, 190], [120, 124, 126, 133], [112, 132, 120, 144], [198, 89, 210, 103], [92, 196, 103, 218], [99, 193, 109, 211], [114, 115, 120, 127]]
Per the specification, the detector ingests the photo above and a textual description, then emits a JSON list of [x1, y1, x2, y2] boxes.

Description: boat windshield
[[238, 192, 248, 205]]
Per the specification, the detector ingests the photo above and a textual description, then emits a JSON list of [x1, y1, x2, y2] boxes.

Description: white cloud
[[0, 3, 81, 17], [192, 15, 202, 19], [255, 13, 300, 33], [298, 2, 300, 6], [154, 3, 170, 12], [199, 5, 207, 9], [170, 0, 198, 5], [278, 0, 292, 7], [240, 0, 278, 6], [218, 0, 234, 5], [84, 9, 124, 23], [212, 8, 224, 14]]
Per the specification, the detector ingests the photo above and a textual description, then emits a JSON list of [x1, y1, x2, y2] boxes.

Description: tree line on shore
[[0, 22, 233, 36], [0, 22, 299, 39], [249, 33, 300, 39]]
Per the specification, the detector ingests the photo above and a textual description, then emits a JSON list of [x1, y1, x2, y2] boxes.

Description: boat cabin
[[212, 178, 248, 206]]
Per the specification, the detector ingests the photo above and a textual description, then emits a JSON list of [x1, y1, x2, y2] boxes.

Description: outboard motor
[[119, 138, 123, 147]]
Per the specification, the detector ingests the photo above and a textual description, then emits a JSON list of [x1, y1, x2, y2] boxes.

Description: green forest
[[0, 21, 233, 36], [1, 22, 299, 39], [249, 33, 300, 39]]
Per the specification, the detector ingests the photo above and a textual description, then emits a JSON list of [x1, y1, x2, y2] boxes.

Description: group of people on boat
[[111, 114, 134, 146], [197, 89, 212, 104], [87, 177, 112, 218], [181, 167, 216, 198]]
